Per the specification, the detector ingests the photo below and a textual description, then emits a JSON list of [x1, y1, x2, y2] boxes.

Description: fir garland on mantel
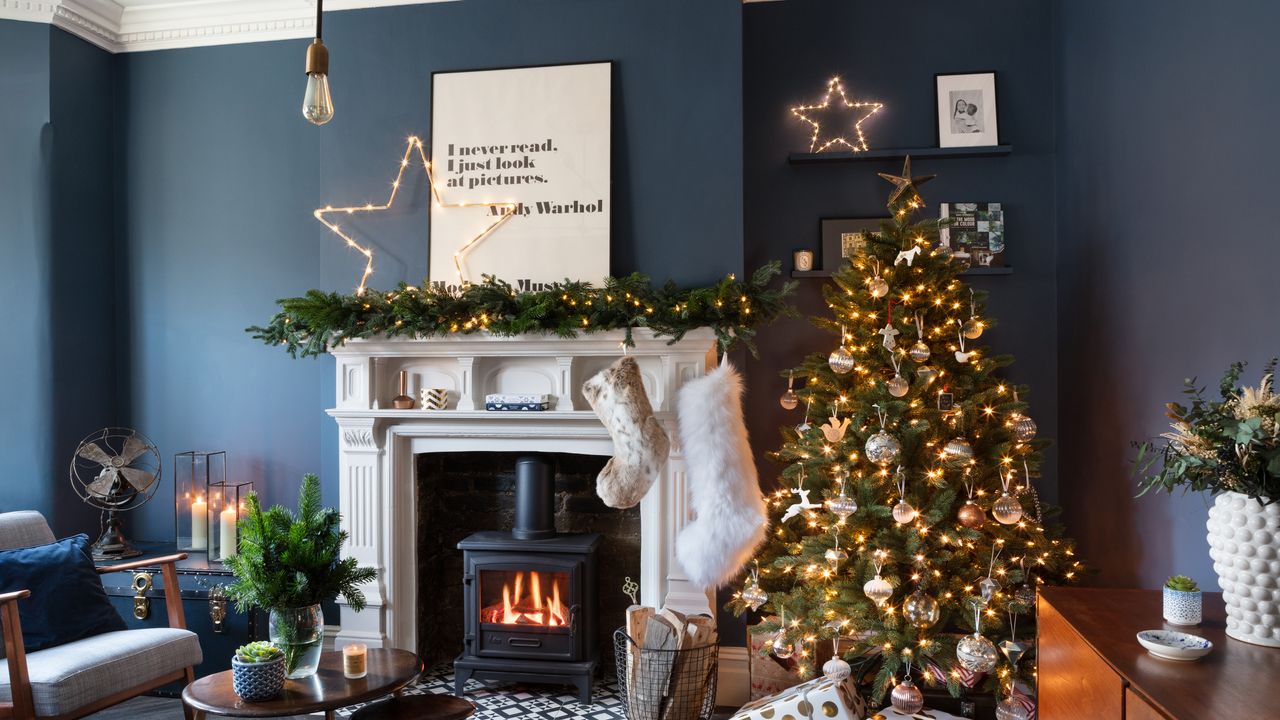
[[248, 262, 795, 358]]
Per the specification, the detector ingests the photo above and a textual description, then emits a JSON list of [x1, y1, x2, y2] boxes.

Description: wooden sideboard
[[1037, 587, 1280, 719]]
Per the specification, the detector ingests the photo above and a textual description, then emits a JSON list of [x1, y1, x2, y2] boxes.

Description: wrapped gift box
[[731, 674, 867, 720]]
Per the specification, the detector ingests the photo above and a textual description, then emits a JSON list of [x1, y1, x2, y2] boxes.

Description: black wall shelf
[[789, 145, 1012, 163], [792, 266, 1012, 279]]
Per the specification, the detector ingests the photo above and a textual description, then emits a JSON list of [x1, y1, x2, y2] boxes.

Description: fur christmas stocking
[[583, 356, 671, 509], [675, 359, 767, 589]]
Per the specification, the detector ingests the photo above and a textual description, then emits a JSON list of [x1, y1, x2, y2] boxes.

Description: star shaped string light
[[877, 155, 936, 206], [314, 136, 518, 294], [791, 76, 885, 153]]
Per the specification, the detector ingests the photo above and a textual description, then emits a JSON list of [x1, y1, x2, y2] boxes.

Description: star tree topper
[[877, 155, 936, 206], [792, 76, 885, 153]]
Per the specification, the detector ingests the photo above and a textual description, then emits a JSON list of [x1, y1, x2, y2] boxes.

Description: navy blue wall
[[117, 0, 744, 539], [1055, 0, 1280, 589]]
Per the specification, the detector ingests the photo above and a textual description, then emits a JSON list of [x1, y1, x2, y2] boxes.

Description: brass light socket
[[305, 38, 329, 76]]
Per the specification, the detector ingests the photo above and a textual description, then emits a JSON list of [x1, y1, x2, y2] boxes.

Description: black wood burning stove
[[455, 456, 601, 703]]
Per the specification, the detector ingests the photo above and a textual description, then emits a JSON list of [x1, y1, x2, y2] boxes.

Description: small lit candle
[[218, 505, 237, 560], [190, 496, 207, 550], [343, 643, 367, 679]]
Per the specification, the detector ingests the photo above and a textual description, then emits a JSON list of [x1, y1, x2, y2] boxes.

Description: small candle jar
[[794, 249, 815, 272], [343, 643, 367, 679]]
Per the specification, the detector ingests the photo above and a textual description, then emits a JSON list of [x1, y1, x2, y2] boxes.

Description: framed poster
[[430, 62, 611, 289], [935, 72, 1000, 148], [820, 217, 889, 271]]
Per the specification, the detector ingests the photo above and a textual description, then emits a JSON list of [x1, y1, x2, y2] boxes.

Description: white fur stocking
[[582, 356, 670, 509], [675, 360, 767, 589]]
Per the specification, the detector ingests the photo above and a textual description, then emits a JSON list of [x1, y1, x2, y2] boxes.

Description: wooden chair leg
[[182, 667, 197, 720]]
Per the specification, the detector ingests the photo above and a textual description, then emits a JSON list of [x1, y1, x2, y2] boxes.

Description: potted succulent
[[225, 474, 377, 678], [1135, 360, 1280, 646], [231, 641, 286, 702], [1162, 575, 1202, 626]]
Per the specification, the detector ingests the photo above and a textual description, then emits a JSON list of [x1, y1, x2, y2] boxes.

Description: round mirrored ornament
[[943, 437, 975, 464], [909, 341, 931, 363], [958, 501, 986, 528], [903, 591, 940, 628], [962, 319, 984, 340], [771, 631, 794, 660], [916, 365, 938, 385], [956, 632, 999, 673], [865, 431, 902, 465], [741, 581, 768, 611], [892, 499, 918, 524], [824, 547, 848, 570], [823, 657, 852, 681], [863, 574, 893, 607], [887, 373, 910, 398], [1010, 414, 1037, 442], [828, 347, 856, 374], [869, 276, 889, 298], [890, 678, 924, 716], [826, 493, 858, 520], [993, 492, 1024, 525], [996, 697, 1030, 720], [779, 389, 798, 410]]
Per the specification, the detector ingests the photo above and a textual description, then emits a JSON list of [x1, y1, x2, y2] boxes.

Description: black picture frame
[[934, 71, 1000, 148], [820, 217, 890, 271]]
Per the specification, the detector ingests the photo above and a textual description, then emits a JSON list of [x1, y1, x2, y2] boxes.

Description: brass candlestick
[[393, 370, 416, 409]]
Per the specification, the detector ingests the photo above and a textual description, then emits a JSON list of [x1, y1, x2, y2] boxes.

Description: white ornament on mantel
[[1207, 491, 1280, 647]]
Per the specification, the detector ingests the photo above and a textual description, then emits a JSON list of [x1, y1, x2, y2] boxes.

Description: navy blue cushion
[[0, 534, 127, 652]]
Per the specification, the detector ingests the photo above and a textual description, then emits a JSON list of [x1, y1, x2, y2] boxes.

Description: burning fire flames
[[483, 571, 567, 627]]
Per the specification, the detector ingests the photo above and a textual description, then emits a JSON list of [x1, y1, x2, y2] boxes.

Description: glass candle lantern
[[174, 451, 226, 552], [208, 480, 252, 562]]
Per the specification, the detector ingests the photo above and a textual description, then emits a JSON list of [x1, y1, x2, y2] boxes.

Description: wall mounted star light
[[791, 76, 884, 152], [314, 136, 518, 294]]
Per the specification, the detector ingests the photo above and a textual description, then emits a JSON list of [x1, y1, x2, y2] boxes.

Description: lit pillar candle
[[190, 496, 207, 550], [219, 505, 238, 559], [343, 643, 367, 679]]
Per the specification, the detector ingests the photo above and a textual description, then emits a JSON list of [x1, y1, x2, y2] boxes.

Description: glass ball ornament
[[826, 492, 858, 520], [1010, 413, 1038, 442], [909, 341, 931, 363], [828, 346, 855, 374], [868, 275, 889, 298], [956, 632, 999, 673], [863, 574, 893, 607], [980, 577, 1001, 603], [903, 591, 940, 628], [822, 656, 852, 681], [779, 388, 798, 410], [887, 373, 910, 398], [864, 431, 902, 465], [996, 697, 1030, 720], [1014, 582, 1038, 607], [916, 365, 938, 385], [890, 677, 924, 716], [741, 581, 768, 611], [824, 546, 849, 570], [962, 318, 984, 340], [942, 437, 975, 464], [993, 492, 1024, 525], [957, 501, 986, 528], [771, 631, 794, 660], [892, 499, 918, 524]]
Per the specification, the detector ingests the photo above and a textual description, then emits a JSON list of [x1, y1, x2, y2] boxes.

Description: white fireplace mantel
[[325, 328, 719, 657]]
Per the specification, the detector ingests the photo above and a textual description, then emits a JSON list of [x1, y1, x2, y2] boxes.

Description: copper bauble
[[890, 677, 924, 715], [962, 318, 984, 339], [958, 501, 986, 528], [779, 388, 798, 410], [869, 275, 889, 298]]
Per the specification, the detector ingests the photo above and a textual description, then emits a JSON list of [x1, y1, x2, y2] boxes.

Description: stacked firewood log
[[623, 605, 718, 720]]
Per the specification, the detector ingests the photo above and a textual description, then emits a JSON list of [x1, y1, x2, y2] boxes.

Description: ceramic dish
[[1136, 629, 1213, 661]]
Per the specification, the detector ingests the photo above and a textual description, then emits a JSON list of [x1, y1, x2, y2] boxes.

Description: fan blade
[[86, 467, 120, 498], [78, 442, 113, 467], [117, 435, 149, 465], [119, 466, 156, 493]]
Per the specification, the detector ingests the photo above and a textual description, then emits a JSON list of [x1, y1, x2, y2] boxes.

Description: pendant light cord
[[315, 0, 323, 40]]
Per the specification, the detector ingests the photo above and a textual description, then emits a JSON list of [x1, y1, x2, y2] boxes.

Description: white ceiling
[[0, 0, 456, 53]]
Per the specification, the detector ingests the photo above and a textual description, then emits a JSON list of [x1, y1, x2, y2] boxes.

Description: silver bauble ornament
[[822, 657, 852, 681], [824, 547, 848, 570], [828, 347, 855, 374], [1010, 413, 1037, 442], [909, 341, 931, 362], [903, 591, 940, 628], [863, 574, 893, 606], [869, 275, 889, 298], [956, 632, 998, 673], [916, 365, 938, 385], [1014, 583, 1038, 607], [890, 677, 924, 715], [771, 631, 794, 659], [887, 373, 909, 397], [892, 499, 918, 524], [943, 437, 975, 464], [957, 501, 986, 528], [996, 697, 1030, 720], [962, 318, 984, 339], [864, 431, 902, 465], [826, 493, 858, 520], [993, 492, 1024, 525], [741, 582, 768, 611], [779, 389, 798, 410], [980, 577, 1001, 603]]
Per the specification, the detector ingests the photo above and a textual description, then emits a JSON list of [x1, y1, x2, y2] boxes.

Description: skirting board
[[716, 645, 750, 706]]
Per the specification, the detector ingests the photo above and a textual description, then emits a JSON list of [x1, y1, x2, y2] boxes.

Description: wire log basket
[[614, 628, 719, 720]]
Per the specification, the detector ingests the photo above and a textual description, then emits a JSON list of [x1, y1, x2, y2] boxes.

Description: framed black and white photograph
[[820, 217, 888, 271], [935, 72, 999, 148], [430, 62, 612, 289]]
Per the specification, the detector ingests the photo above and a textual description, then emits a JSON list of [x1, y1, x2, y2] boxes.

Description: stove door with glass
[[463, 551, 586, 662]]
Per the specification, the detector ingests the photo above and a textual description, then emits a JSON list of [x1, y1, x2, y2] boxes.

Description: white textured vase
[[1206, 491, 1280, 647]]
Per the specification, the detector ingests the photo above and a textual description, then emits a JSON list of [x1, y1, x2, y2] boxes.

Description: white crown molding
[[1, 0, 457, 53]]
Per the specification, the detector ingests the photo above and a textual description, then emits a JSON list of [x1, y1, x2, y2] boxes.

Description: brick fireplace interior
[[415, 451, 641, 671]]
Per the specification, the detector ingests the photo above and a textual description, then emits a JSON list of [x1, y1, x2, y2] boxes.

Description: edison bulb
[[303, 72, 334, 125]]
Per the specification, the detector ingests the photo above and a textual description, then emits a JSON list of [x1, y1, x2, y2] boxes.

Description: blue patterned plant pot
[[1163, 587, 1202, 626], [232, 655, 286, 702]]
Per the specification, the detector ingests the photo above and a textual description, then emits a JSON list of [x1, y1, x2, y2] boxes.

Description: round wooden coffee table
[[182, 648, 422, 719]]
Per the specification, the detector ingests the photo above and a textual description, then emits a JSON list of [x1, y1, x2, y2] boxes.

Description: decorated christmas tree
[[732, 159, 1081, 715]]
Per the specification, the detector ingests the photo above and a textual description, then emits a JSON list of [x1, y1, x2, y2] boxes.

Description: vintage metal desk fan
[[69, 427, 161, 560]]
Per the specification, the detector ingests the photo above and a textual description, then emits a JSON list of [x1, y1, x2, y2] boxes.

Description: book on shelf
[[940, 202, 1005, 268]]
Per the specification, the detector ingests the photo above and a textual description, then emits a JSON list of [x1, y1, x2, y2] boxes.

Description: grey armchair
[[0, 511, 202, 719]]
